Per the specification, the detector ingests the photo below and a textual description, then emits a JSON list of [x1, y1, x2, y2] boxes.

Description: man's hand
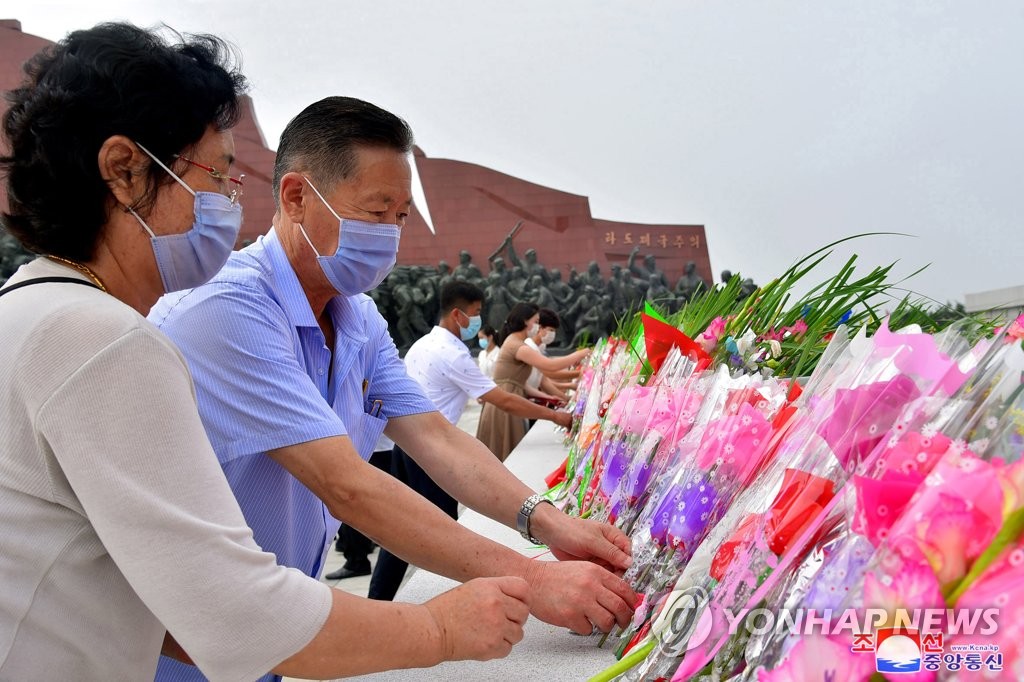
[[522, 560, 636, 634], [424, 577, 530, 662], [530, 504, 633, 574]]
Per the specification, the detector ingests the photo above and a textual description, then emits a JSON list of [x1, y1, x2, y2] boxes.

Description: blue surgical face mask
[[130, 143, 242, 293], [298, 177, 400, 296], [460, 311, 482, 341], [479, 337, 490, 350]]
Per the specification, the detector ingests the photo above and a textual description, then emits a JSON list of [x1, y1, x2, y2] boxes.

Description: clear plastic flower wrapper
[[554, 337, 641, 508], [590, 353, 705, 529], [566, 369, 653, 519], [603, 368, 792, 658], [560, 331, 706, 519], [611, 322, 978, 682], [734, 335, 1024, 681]]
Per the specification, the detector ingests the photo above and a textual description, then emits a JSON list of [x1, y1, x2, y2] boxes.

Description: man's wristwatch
[[517, 493, 555, 544]]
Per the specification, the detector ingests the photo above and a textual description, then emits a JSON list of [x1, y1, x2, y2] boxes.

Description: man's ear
[[98, 135, 150, 208], [279, 172, 309, 224]]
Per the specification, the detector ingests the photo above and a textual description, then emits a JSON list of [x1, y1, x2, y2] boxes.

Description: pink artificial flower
[[917, 505, 977, 586], [695, 403, 773, 484], [852, 472, 921, 546], [880, 430, 952, 481], [948, 536, 1024, 675], [621, 385, 657, 435], [866, 452, 1004, 600], [863, 547, 945, 616], [1008, 313, 1024, 341], [789, 319, 808, 337], [699, 316, 727, 353], [757, 634, 876, 682], [911, 456, 1004, 587], [606, 384, 642, 428], [998, 458, 1024, 515]]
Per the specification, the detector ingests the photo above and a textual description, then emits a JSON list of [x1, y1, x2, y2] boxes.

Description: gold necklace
[[46, 255, 108, 292]]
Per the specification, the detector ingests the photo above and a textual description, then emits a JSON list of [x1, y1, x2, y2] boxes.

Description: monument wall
[[402, 148, 711, 286]]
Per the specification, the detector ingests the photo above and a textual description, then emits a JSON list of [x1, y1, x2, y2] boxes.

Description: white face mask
[[528, 323, 540, 337], [541, 329, 557, 345]]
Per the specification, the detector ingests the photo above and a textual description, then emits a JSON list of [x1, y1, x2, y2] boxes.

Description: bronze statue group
[[375, 240, 757, 353]]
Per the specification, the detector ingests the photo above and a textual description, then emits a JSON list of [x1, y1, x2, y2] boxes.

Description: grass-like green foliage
[[611, 234, 999, 378]]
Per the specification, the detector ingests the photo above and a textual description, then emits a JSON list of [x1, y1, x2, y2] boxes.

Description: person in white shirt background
[[370, 281, 574, 600], [477, 323, 499, 377], [523, 308, 579, 406]]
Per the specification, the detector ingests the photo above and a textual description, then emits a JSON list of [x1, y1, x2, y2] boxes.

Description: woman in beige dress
[[477, 303, 591, 460]]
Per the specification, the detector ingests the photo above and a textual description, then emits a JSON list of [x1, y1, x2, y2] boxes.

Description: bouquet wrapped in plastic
[[742, 332, 1023, 680], [555, 337, 641, 509], [616, 321, 974, 681], [605, 368, 793, 659]]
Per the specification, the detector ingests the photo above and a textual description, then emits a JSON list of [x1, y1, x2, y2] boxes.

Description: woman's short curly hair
[[1, 22, 247, 260]]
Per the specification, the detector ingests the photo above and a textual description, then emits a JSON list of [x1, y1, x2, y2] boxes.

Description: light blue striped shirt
[[149, 229, 434, 682]]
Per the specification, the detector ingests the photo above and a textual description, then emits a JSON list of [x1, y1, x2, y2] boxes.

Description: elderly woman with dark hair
[[0, 23, 526, 681], [476, 303, 591, 460]]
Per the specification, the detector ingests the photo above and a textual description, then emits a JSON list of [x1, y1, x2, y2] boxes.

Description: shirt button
[[318, 368, 325, 375]]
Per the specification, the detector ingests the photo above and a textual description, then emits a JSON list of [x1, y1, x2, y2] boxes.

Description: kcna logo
[[872, 629, 923, 674], [852, 628, 1004, 675]]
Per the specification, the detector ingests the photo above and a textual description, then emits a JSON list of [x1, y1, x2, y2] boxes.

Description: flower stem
[[587, 639, 655, 682]]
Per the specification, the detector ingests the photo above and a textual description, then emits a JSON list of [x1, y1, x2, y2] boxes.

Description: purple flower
[[625, 457, 654, 504], [599, 440, 630, 498], [649, 474, 718, 552]]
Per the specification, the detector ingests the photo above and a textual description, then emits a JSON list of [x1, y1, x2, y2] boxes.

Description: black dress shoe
[[324, 566, 371, 580]]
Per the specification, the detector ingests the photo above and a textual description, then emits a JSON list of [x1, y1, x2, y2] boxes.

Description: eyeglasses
[[175, 155, 245, 205]]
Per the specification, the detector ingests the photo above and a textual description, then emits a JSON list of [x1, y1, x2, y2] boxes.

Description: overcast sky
[[11, 1, 1024, 306]]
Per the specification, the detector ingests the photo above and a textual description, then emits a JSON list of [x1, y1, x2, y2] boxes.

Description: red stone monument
[[403, 147, 711, 286]]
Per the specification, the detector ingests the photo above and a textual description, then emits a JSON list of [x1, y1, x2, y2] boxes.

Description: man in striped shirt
[[151, 96, 636, 682]]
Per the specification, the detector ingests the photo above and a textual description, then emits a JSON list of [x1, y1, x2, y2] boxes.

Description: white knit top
[[0, 258, 331, 681]]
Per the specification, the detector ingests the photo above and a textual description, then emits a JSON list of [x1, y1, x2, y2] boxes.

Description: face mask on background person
[[479, 337, 490, 350], [460, 311, 482, 341], [128, 142, 243, 293], [541, 329, 556, 346], [298, 176, 400, 296]]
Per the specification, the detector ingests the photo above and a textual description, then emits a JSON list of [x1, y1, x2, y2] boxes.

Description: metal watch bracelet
[[516, 493, 555, 544]]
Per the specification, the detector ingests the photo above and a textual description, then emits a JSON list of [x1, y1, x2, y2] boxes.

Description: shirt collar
[[430, 325, 469, 353], [327, 294, 368, 344], [262, 228, 319, 329], [262, 228, 370, 344]]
